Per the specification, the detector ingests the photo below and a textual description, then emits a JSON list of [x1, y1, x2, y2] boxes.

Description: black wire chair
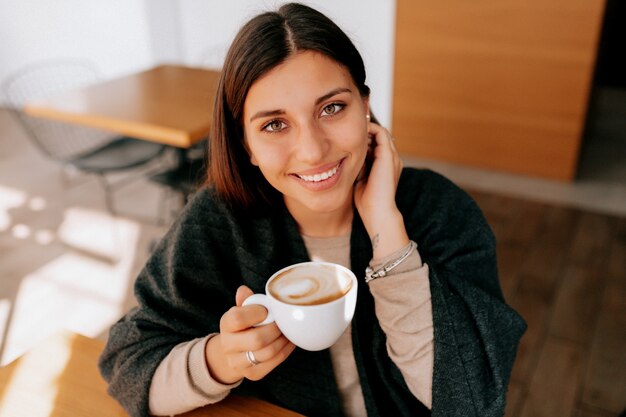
[[2, 59, 167, 216], [149, 139, 207, 224]]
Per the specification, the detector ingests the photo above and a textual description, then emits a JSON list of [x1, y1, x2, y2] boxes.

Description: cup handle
[[241, 294, 274, 326]]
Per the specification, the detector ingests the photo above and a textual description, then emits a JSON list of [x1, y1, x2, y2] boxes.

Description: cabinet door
[[392, 0, 605, 180]]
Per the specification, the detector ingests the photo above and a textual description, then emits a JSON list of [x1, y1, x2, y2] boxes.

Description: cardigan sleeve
[[398, 169, 526, 417], [98, 191, 243, 417], [148, 334, 242, 415]]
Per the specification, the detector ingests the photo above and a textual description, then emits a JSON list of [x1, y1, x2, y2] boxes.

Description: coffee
[[268, 264, 353, 306], [243, 261, 358, 350]]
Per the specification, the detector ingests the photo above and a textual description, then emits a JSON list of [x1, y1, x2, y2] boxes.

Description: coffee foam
[[269, 264, 352, 306]]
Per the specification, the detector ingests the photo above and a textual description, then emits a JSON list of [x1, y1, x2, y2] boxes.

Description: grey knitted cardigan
[[99, 168, 526, 417]]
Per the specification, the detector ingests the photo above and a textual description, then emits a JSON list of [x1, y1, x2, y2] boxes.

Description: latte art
[[243, 261, 358, 350], [269, 265, 352, 305]]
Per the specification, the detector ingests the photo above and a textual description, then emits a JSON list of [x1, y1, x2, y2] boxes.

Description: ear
[[362, 96, 370, 119]]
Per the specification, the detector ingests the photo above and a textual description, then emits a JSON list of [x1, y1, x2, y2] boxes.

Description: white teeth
[[298, 165, 338, 182]]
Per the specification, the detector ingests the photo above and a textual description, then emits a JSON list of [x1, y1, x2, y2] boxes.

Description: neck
[[286, 200, 354, 238]]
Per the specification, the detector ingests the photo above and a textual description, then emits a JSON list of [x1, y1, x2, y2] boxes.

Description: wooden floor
[[467, 189, 626, 417]]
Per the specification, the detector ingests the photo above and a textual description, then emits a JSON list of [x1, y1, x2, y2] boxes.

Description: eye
[[262, 119, 287, 133], [321, 103, 345, 117]]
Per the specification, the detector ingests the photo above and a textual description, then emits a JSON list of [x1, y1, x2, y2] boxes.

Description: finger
[[368, 124, 395, 154], [237, 334, 292, 369], [244, 340, 297, 381], [221, 320, 283, 353], [220, 324, 283, 374], [367, 122, 389, 141], [235, 285, 254, 307], [220, 304, 272, 333], [389, 135, 397, 149]]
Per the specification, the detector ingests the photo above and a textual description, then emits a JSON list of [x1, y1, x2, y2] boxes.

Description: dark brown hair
[[207, 2, 371, 210]]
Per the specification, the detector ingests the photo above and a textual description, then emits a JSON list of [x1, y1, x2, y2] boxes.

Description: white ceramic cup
[[242, 261, 358, 351]]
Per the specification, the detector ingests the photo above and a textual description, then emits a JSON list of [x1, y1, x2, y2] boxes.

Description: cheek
[[243, 130, 272, 168], [247, 143, 266, 168], [247, 141, 285, 174], [334, 122, 368, 156], [249, 150, 259, 166]]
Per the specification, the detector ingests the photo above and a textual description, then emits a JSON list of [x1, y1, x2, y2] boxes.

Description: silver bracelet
[[365, 240, 417, 283]]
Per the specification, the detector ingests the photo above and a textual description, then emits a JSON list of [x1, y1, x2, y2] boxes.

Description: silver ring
[[246, 350, 260, 366]]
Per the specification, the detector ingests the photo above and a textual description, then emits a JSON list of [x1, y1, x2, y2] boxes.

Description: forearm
[[367, 247, 434, 409]]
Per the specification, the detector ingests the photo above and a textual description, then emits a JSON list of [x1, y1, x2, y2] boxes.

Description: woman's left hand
[[354, 122, 409, 258]]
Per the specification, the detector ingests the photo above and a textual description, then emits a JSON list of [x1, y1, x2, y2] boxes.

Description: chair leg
[[60, 164, 74, 188], [95, 174, 124, 263], [96, 175, 117, 217], [156, 188, 171, 226], [162, 188, 185, 226], [178, 189, 188, 210]]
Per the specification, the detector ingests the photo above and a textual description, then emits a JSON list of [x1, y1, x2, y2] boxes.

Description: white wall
[[177, 0, 396, 126], [0, 0, 155, 83], [0, 0, 396, 126]]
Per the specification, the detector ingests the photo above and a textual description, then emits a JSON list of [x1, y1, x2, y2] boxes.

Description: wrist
[[366, 240, 418, 282], [365, 209, 409, 260]]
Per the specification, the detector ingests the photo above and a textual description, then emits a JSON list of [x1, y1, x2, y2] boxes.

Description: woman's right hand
[[205, 285, 296, 384]]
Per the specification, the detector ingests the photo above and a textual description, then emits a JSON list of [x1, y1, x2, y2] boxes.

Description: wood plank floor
[[467, 190, 626, 417]]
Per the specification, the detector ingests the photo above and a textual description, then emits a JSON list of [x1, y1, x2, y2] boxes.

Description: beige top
[[149, 235, 434, 416]]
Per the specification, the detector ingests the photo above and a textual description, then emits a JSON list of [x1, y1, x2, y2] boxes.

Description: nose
[[294, 122, 328, 164]]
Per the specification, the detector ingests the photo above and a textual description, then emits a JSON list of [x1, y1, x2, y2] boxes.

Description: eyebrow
[[315, 87, 352, 105], [248, 87, 352, 123]]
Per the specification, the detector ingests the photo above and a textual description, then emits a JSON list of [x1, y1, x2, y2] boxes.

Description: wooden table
[[24, 64, 220, 149], [0, 331, 303, 417]]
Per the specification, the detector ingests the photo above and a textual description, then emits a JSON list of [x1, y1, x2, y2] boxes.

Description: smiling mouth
[[295, 160, 343, 183]]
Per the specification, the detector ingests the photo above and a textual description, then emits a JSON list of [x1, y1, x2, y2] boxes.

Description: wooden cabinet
[[392, 0, 606, 180]]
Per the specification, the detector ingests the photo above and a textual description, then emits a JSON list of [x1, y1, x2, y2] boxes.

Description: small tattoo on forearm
[[371, 234, 379, 249]]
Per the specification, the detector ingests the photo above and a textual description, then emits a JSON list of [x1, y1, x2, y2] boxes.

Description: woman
[[99, 3, 526, 417]]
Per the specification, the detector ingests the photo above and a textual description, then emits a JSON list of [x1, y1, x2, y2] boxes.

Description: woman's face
[[243, 51, 369, 219]]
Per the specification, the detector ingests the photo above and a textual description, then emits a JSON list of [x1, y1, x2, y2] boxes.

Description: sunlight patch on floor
[[57, 207, 139, 262], [0, 207, 141, 366], [0, 185, 27, 232], [0, 300, 10, 346]]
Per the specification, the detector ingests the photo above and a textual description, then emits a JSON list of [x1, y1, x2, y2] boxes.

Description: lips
[[291, 159, 345, 189], [296, 164, 339, 182]]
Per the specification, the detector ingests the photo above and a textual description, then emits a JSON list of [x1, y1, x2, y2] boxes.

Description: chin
[[282, 169, 358, 215], [303, 190, 354, 214]]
